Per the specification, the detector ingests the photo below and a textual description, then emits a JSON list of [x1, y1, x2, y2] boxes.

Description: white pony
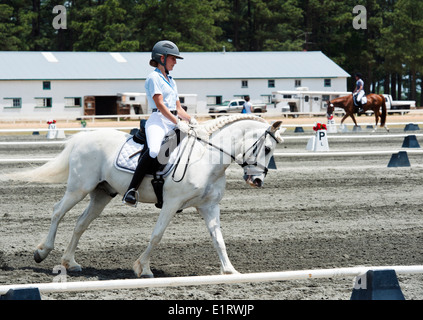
[[6, 115, 283, 278]]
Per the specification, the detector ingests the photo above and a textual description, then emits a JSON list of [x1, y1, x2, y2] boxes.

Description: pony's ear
[[269, 121, 284, 143], [270, 120, 283, 132]]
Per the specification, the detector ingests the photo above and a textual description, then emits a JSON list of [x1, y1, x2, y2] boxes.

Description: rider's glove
[[176, 119, 190, 133], [189, 117, 198, 126]]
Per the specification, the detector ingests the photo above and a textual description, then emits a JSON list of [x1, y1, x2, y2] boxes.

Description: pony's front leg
[[198, 204, 239, 275], [339, 114, 349, 130], [133, 203, 179, 278]]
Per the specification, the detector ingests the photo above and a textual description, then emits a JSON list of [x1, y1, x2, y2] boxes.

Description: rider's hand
[[176, 119, 190, 133], [189, 117, 198, 126]]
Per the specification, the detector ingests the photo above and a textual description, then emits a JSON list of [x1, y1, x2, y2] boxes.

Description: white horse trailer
[[272, 88, 351, 114]]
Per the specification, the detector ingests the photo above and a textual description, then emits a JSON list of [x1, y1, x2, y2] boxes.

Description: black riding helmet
[[151, 40, 183, 74]]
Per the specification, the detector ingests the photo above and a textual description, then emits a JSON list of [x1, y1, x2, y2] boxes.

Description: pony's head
[[241, 120, 284, 188], [326, 100, 335, 117]]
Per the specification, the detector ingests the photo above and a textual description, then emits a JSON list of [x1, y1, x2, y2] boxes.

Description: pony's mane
[[201, 114, 268, 135]]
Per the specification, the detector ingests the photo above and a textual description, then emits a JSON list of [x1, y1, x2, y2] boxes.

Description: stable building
[[0, 51, 349, 119]]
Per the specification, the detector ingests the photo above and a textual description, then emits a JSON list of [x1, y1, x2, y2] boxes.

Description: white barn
[[0, 51, 349, 119]]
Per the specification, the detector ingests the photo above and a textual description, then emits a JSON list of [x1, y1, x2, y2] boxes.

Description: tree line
[[1, 0, 422, 105]]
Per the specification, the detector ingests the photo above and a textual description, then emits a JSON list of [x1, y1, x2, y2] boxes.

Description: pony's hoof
[[140, 274, 154, 279], [68, 265, 82, 272], [34, 250, 43, 263]]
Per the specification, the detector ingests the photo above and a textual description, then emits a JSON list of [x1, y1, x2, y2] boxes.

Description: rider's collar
[[155, 68, 173, 81]]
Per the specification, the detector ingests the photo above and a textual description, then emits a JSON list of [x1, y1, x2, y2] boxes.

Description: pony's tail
[[2, 132, 82, 183], [380, 95, 387, 127]]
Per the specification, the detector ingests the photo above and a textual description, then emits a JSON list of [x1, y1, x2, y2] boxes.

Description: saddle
[[115, 119, 186, 208], [353, 94, 367, 108]]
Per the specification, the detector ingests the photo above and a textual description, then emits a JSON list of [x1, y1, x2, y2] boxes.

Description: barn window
[[268, 80, 275, 88], [4, 98, 22, 108], [43, 81, 51, 90], [65, 97, 82, 107], [207, 95, 222, 105], [35, 97, 52, 108], [241, 80, 248, 88], [324, 79, 332, 87]]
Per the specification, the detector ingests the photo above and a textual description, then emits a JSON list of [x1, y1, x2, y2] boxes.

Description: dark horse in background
[[326, 94, 389, 132]]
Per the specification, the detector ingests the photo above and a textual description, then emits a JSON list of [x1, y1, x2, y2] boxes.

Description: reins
[[171, 125, 278, 182]]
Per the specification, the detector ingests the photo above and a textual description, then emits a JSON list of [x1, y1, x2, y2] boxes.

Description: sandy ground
[[1, 114, 423, 302]]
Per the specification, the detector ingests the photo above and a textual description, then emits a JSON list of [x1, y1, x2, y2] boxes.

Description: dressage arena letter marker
[[327, 118, 337, 133], [306, 130, 329, 152]]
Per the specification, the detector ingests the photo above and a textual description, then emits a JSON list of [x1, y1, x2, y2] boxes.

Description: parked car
[[383, 94, 415, 110], [208, 99, 267, 113]]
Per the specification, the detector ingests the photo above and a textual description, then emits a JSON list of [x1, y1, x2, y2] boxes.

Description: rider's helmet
[[151, 40, 183, 73], [355, 72, 363, 79]]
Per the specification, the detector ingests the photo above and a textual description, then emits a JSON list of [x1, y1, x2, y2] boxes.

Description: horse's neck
[[208, 120, 264, 156], [333, 95, 352, 108]]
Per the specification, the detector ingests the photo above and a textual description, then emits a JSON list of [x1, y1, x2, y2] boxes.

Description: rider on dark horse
[[353, 72, 365, 113]]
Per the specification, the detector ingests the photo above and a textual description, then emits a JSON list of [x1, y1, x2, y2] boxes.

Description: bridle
[[196, 127, 279, 176], [171, 126, 279, 182]]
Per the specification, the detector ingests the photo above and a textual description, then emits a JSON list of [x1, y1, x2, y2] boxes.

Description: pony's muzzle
[[244, 174, 263, 188]]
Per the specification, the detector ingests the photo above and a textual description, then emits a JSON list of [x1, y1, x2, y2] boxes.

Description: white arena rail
[[273, 149, 423, 157], [1, 149, 422, 163], [281, 122, 423, 128], [0, 151, 416, 164], [0, 141, 65, 146], [282, 133, 423, 140], [0, 158, 54, 163], [0, 127, 135, 133], [0, 119, 421, 134], [1, 265, 423, 295]]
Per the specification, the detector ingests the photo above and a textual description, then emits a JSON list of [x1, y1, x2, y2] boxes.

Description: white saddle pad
[[115, 137, 143, 173], [114, 136, 179, 177]]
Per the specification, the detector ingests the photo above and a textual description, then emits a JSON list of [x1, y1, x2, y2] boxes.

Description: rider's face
[[161, 55, 177, 71]]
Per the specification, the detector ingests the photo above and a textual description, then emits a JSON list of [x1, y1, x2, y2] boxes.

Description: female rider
[[123, 40, 196, 206]]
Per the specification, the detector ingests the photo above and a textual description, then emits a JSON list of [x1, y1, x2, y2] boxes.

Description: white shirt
[[244, 101, 252, 113], [145, 68, 179, 111]]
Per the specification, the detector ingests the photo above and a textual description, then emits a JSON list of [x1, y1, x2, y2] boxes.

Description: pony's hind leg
[[373, 110, 380, 132], [34, 189, 88, 264], [61, 185, 115, 271]]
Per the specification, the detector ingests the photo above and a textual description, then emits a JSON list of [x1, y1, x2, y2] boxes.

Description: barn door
[[84, 96, 95, 116]]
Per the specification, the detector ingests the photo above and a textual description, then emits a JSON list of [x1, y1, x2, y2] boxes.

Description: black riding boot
[[122, 151, 158, 207], [357, 102, 363, 113]]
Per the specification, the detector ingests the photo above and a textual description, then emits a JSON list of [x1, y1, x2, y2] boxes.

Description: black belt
[[152, 109, 177, 115]]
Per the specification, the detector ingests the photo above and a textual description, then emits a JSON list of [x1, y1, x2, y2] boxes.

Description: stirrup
[[122, 188, 139, 208]]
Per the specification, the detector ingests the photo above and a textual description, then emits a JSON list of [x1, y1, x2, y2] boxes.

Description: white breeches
[[355, 90, 365, 102], [145, 112, 176, 158]]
